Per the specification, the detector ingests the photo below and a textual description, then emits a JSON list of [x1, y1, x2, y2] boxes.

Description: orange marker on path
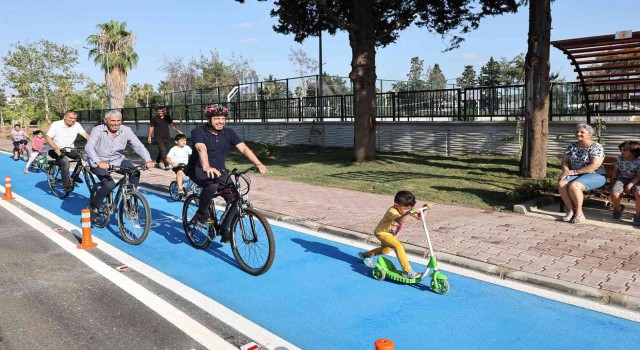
[[375, 338, 394, 350], [77, 208, 97, 249], [3, 176, 14, 200]]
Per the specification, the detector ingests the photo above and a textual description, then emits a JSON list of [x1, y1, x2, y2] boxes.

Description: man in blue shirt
[[186, 104, 267, 241], [85, 110, 156, 211]]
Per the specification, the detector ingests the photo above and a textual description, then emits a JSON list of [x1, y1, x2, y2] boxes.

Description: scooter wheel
[[431, 278, 450, 295], [372, 267, 386, 281]]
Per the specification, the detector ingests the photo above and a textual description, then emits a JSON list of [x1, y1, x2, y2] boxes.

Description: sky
[[1, 0, 639, 93]]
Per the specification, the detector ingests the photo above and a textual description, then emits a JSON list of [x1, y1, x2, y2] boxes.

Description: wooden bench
[[559, 155, 622, 212]]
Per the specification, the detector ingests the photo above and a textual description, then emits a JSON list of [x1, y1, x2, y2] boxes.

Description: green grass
[[224, 143, 562, 211], [81, 136, 559, 211]]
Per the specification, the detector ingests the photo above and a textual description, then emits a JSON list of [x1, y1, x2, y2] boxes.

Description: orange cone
[[77, 208, 97, 249], [375, 339, 394, 350], [3, 176, 14, 200]]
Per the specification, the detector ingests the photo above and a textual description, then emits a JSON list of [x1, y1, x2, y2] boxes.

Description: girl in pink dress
[[24, 130, 46, 174]]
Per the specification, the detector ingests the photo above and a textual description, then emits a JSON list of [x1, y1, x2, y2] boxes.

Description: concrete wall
[[111, 121, 640, 158]]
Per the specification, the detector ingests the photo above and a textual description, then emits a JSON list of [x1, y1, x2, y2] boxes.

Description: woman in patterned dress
[[558, 123, 607, 224]]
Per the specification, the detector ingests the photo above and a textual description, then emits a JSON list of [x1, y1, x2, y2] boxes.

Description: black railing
[[76, 82, 640, 124]]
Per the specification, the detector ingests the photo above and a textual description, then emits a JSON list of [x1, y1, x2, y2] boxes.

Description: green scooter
[[371, 205, 450, 295]]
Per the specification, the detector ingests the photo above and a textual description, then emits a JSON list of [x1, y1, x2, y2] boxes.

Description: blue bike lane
[[4, 159, 640, 349]]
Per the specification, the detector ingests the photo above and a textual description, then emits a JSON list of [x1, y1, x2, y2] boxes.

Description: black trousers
[[48, 149, 79, 186], [192, 172, 236, 231], [155, 136, 170, 167], [89, 159, 140, 208]]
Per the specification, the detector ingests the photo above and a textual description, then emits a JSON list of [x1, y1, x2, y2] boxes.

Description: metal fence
[[76, 82, 640, 124]]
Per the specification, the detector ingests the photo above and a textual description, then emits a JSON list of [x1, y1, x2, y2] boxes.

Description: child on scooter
[[358, 190, 429, 279], [24, 130, 46, 174], [166, 134, 192, 195]]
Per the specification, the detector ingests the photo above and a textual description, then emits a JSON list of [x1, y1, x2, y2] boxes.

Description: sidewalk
[[3, 136, 639, 312]]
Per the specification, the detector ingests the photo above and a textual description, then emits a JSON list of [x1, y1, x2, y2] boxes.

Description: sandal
[[571, 213, 585, 224], [612, 205, 625, 220], [562, 211, 574, 222]]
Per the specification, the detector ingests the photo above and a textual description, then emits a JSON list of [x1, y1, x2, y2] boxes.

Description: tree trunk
[[522, 0, 551, 179], [44, 91, 50, 124], [348, 0, 377, 162], [108, 67, 127, 109]]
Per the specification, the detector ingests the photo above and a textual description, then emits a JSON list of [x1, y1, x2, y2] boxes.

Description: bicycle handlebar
[[107, 164, 148, 172], [208, 166, 258, 178]]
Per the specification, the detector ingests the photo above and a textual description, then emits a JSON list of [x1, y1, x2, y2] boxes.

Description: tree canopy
[[1, 39, 82, 122], [237, 0, 523, 161]]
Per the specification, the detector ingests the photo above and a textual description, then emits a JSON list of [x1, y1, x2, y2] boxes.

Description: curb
[[512, 195, 557, 214]]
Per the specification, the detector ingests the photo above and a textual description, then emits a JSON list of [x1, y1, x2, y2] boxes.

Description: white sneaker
[[402, 270, 422, 279], [358, 252, 374, 267]]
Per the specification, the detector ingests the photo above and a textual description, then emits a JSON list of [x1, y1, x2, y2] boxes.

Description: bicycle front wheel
[[182, 194, 213, 249], [169, 181, 182, 201], [21, 148, 30, 162], [117, 191, 151, 245], [46, 163, 70, 198], [230, 207, 275, 276]]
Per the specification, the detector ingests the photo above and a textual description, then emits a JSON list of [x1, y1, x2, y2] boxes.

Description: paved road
[[1, 154, 639, 349], [0, 202, 244, 350]]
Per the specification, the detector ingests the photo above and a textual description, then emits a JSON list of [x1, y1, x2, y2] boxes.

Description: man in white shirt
[[45, 110, 90, 190]]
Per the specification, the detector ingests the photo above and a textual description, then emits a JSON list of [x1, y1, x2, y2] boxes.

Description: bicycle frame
[[99, 168, 139, 215], [207, 169, 254, 238]]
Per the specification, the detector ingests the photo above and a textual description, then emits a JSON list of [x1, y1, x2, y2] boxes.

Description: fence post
[[457, 88, 464, 121], [392, 92, 397, 121]]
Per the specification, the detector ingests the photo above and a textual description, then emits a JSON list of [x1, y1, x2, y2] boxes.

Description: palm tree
[[55, 77, 72, 113], [129, 83, 142, 107], [141, 83, 154, 107], [96, 83, 107, 110], [86, 20, 139, 109], [85, 81, 98, 111]]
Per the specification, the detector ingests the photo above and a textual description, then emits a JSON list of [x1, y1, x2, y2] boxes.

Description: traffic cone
[[375, 338, 394, 350], [3, 176, 14, 200], [77, 208, 97, 249]]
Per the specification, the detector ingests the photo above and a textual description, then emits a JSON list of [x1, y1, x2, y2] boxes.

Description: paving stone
[[558, 268, 586, 283], [580, 275, 605, 289], [598, 257, 628, 270], [613, 270, 636, 280], [539, 266, 566, 279]]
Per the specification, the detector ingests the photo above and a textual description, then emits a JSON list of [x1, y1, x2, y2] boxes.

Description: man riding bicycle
[[185, 103, 268, 242], [85, 110, 155, 213], [45, 110, 90, 190]]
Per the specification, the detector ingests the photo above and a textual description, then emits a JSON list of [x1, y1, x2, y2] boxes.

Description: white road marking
[[0, 188, 300, 350]]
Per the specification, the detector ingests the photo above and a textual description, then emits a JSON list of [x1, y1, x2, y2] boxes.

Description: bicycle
[[168, 164, 201, 201], [29, 153, 49, 173], [182, 166, 275, 276], [14, 139, 30, 161], [90, 164, 152, 245], [45, 148, 94, 199]]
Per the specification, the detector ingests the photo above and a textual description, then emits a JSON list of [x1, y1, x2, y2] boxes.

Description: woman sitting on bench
[[558, 123, 606, 224]]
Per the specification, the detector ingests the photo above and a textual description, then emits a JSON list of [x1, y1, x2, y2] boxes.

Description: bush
[[255, 143, 277, 159], [507, 179, 557, 203]]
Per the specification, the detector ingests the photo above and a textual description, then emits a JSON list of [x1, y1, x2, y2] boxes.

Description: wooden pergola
[[551, 30, 640, 123]]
